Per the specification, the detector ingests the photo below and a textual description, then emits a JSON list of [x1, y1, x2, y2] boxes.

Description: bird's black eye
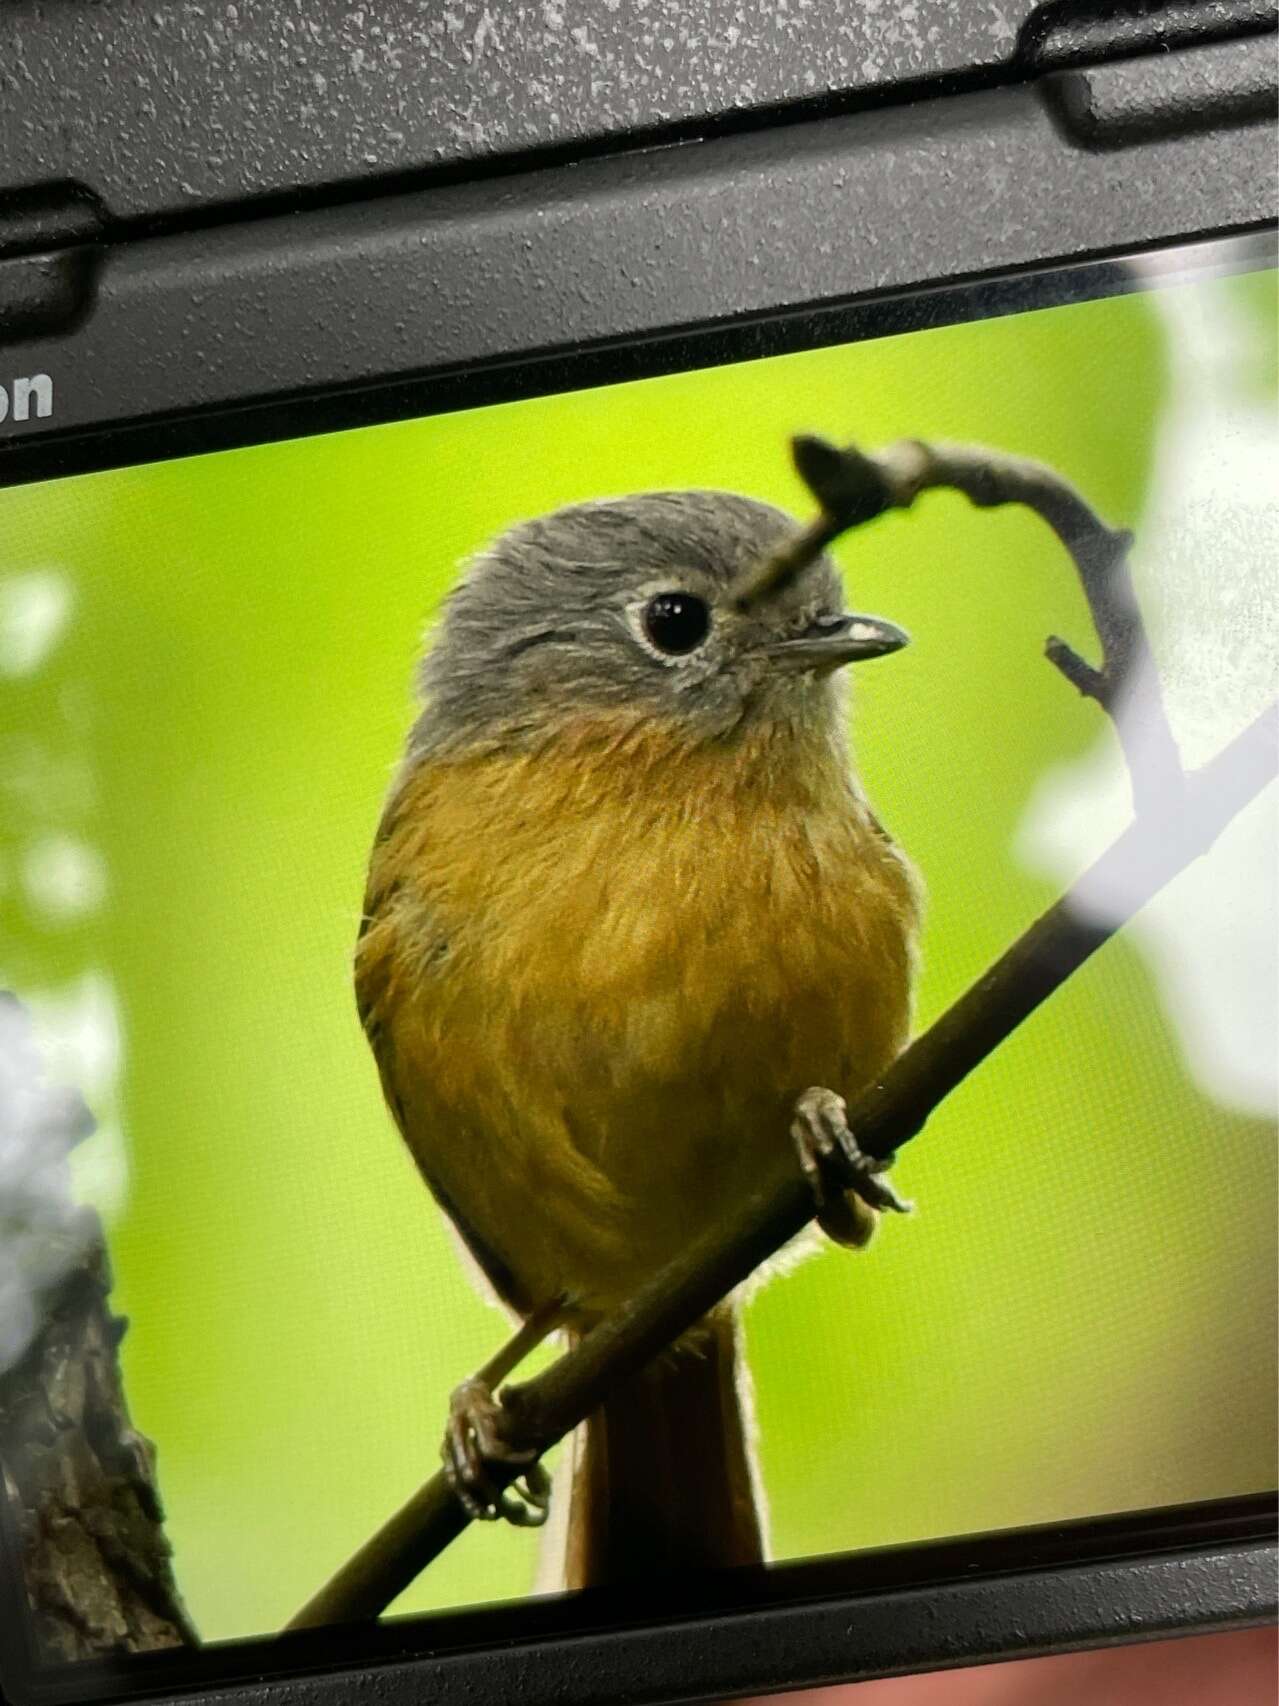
[[641, 592, 710, 656]]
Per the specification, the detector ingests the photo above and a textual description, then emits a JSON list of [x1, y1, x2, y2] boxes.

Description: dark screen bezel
[[2, 1496, 1275, 1706], [0, 230, 1275, 494], [0, 222, 1276, 1706]]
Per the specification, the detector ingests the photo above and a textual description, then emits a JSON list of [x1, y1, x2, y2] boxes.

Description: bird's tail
[[539, 1305, 768, 1591]]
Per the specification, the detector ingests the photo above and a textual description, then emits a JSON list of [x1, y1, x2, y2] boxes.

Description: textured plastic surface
[[1024, 0, 1275, 68], [0, 0, 1037, 222], [1050, 33, 1278, 143], [0, 0, 1273, 228], [10, 1539, 1273, 1706], [0, 81, 1275, 454], [195, 1544, 1279, 1706]]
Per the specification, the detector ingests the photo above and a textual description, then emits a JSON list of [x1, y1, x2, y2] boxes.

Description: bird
[[354, 486, 920, 1589]]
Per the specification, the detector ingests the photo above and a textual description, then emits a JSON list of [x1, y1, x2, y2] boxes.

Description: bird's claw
[[443, 1376, 551, 1527], [791, 1086, 913, 1215]]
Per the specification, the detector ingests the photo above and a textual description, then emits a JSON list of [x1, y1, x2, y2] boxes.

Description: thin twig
[[732, 436, 1184, 815], [285, 700, 1277, 1631]]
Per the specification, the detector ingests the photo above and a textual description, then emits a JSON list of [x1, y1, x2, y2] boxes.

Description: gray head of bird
[[412, 489, 906, 756]]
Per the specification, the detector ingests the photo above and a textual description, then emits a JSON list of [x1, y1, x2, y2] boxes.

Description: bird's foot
[[443, 1376, 551, 1527], [791, 1086, 912, 1216]]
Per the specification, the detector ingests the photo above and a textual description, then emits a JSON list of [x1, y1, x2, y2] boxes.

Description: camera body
[[0, 6, 1275, 1704], [2, 3, 1276, 476]]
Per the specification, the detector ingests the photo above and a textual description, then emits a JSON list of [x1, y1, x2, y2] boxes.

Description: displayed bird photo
[[0, 246, 1275, 1666]]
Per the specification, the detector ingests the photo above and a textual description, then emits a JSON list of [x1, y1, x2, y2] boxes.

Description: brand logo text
[[0, 374, 54, 424]]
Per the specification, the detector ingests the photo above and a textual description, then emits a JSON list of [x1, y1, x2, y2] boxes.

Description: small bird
[[355, 487, 920, 1588]]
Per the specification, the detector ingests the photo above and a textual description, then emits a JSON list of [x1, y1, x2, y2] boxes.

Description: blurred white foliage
[[0, 570, 73, 678], [25, 972, 122, 1106], [23, 833, 109, 925], [26, 974, 129, 1223], [1019, 257, 1279, 1118], [0, 995, 95, 1375]]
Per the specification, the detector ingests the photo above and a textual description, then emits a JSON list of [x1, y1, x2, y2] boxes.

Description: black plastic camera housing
[[0, 5, 1275, 1704]]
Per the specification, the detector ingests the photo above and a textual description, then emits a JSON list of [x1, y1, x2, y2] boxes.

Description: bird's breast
[[358, 712, 919, 1310]]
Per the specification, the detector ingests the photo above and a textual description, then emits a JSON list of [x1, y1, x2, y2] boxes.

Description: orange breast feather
[[355, 711, 919, 1322]]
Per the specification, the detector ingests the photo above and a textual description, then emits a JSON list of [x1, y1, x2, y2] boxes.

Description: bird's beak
[[766, 611, 909, 673]]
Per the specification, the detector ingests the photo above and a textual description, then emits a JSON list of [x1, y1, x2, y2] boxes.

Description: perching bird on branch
[[355, 490, 920, 1588]]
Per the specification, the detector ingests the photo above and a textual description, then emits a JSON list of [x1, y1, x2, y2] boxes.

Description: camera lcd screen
[[0, 236, 1275, 1695]]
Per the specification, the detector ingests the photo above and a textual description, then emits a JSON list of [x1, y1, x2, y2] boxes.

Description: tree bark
[[0, 989, 197, 1663], [0, 1216, 197, 1660]]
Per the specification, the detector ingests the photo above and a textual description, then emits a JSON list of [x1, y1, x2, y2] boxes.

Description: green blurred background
[[1, 263, 1275, 1645]]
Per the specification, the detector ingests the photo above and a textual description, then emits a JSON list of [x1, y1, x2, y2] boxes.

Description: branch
[[732, 436, 1184, 816], [286, 701, 1277, 1630]]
